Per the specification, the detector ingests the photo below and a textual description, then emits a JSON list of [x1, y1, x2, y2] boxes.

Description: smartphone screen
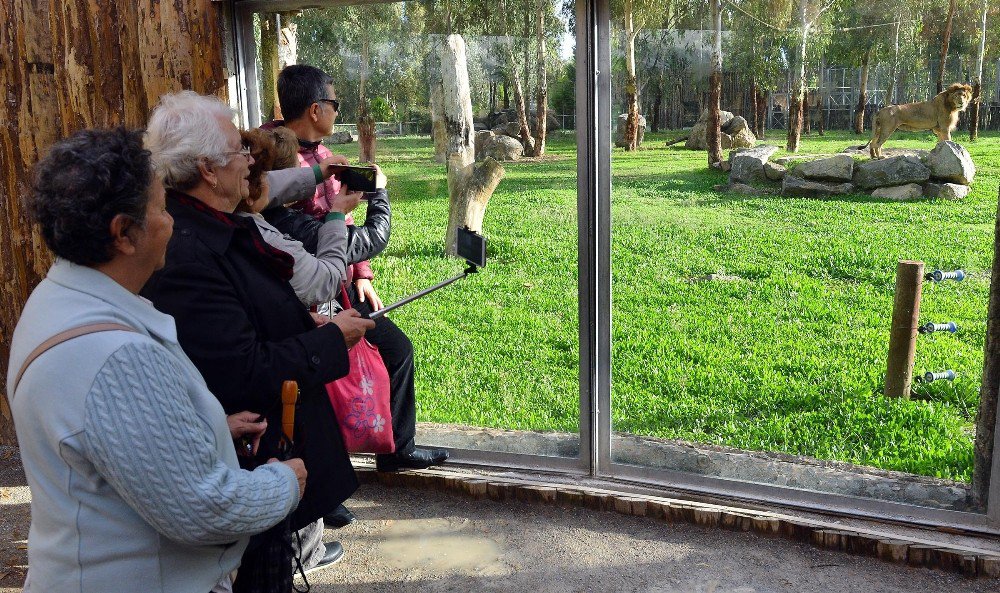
[[334, 166, 377, 193]]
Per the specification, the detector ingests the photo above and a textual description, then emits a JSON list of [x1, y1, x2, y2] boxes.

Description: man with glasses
[[264, 64, 449, 532]]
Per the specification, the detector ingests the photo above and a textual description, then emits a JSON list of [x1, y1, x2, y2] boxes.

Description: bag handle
[[11, 323, 136, 396]]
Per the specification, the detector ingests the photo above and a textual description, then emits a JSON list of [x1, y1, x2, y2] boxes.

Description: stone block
[[926, 140, 975, 185], [781, 176, 854, 198], [924, 182, 970, 200], [853, 155, 930, 189], [796, 154, 854, 182], [871, 183, 924, 201]]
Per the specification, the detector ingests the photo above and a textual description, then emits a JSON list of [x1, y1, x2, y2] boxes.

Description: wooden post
[[972, 186, 1000, 508], [884, 261, 924, 399]]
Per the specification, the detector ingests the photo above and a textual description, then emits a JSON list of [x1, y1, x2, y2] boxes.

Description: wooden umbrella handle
[[281, 380, 298, 444]]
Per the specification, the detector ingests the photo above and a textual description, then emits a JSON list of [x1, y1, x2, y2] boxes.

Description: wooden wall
[[0, 0, 230, 444]]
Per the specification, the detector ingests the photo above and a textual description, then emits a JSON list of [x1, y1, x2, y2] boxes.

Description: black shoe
[[302, 541, 344, 576], [376, 447, 450, 472], [323, 504, 355, 528]]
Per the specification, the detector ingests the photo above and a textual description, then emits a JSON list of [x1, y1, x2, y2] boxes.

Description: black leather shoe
[[323, 504, 355, 528], [376, 447, 450, 472], [303, 541, 344, 576]]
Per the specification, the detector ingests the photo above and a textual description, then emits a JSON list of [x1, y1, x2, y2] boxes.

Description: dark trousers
[[349, 286, 417, 454]]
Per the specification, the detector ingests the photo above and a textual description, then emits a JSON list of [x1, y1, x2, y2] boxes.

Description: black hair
[[277, 64, 334, 122], [26, 127, 153, 266]]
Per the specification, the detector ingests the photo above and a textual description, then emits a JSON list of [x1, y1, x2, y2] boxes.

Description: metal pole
[[885, 260, 924, 398]]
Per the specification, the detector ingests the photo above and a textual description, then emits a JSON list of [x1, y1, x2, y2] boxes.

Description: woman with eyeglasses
[[141, 91, 374, 592]]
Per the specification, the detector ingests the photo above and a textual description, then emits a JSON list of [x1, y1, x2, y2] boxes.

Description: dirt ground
[[2, 448, 999, 593]]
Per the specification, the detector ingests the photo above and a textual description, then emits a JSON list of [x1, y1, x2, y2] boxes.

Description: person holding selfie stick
[[265, 64, 448, 523]]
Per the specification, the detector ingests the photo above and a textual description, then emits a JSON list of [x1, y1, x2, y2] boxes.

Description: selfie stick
[[368, 263, 478, 320]]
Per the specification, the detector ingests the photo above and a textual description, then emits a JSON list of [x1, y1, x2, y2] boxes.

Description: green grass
[[331, 129, 1000, 481]]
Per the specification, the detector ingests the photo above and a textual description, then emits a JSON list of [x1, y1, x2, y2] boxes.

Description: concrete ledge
[[357, 462, 1000, 579], [415, 423, 973, 511]]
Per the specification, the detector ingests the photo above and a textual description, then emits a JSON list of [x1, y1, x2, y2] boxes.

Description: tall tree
[[853, 46, 872, 134], [499, 0, 536, 155], [260, 12, 299, 121], [787, 0, 837, 153], [937, 0, 956, 94], [532, 0, 549, 156], [970, 0, 988, 141], [707, 0, 723, 165]]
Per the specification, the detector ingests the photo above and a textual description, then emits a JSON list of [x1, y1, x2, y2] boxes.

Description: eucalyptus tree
[[786, 0, 839, 152]]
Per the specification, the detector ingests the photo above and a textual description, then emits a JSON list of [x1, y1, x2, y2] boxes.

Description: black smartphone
[[333, 165, 378, 193], [456, 226, 486, 268]]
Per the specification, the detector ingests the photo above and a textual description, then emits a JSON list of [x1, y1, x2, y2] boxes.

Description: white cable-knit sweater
[[6, 259, 300, 592]]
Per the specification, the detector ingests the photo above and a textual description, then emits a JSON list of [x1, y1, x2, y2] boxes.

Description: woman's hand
[[227, 411, 266, 456], [310, 312, 333, 327], [355, 278, 383, 311], [269, 457, 307, 499], [317, 155, 350, 179], [325, 183, 362, 215], [372, 164, 387, 189]]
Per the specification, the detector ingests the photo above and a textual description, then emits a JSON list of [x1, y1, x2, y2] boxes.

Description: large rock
[[840, 145, 929, 161], [924, 182, 971, 200], [853, 155, 930, 190], [795, 154, 854, 182], [481, 135, 523, 161], [475, 130, 495, 159], [729, 145, 779, 184], [764, 162, 787, 181], [685, 110, 736, 150], [782, 176, 854, 198], [722, 116, 757, 150], [328, 130, 354, 144], [773, 154, 837, 167], [614, 113, 647, 148], [871, 183, 924, 201], [492, 122, 522, 139], [926, 141, 975, 185]]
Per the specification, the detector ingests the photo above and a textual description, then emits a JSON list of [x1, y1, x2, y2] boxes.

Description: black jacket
[[142, 192, 358, 530], [262, 187, 391, 265]]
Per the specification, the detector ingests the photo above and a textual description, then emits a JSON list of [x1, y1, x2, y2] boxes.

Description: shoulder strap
[[11, 323, 137, 396]]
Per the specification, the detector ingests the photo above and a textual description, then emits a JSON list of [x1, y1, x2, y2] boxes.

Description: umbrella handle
[[281, 380, 298, 445]]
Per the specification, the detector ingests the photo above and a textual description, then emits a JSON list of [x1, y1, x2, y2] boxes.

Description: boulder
[[924, 182, 971, 200], [475, 130, 495, 159], [328, 130, 354, 144], [781, 176, 854, 198], [685, 110, 737, 150], [492, 122, 522, 139], [481, 135, 523, 161], [764, 162, 787, 181], [729, 145, 779, 184], [840, 145, 929, 161], [853, 155, 930, 190], [871, 183, 924, 201], [926, 141, 975, 185], [773, 154, 837, 167], [722, 117, 757, 149], [614, 113, 647, 148], [795, 154, 854, 182]]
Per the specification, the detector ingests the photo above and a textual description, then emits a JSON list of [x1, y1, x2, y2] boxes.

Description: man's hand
[[331, 308, 375, 349], [269, 457, 307, 499], [310, 312, 333, 327], [227, 411, 266, 455], [326, 183, 362, 215], [355, 278, 384, 311], [372, 164, 387, 189], [317, 155, 350, 180]]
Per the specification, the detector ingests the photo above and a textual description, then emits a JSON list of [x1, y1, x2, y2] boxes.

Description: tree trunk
[[973, 184, 1000, 510], [937, 0, 956, 94], [970, 0, 988, 141], [755, 89, 767, 138], [621, 0, 640, 151], [436, 35, 505, 255], [357, 36, 376, 163], [532, 0, 547, 156], [259, 14, 280, 121], [787, 7, 808, 153], [886, 19, 900, 106], [651, 91, 662, 133], [854, 50, 871, 134], [817, 92, 825, 136], [0, 0, 228, 444], [706, 0, 723, 166], [427, 42, 448, 163], [502, 28, 535, 155]]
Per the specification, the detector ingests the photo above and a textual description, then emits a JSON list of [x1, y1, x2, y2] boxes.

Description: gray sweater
[[6, 260, 300, 592]]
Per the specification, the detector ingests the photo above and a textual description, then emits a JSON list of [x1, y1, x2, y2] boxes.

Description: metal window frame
[[229, 0, 1000, 535]]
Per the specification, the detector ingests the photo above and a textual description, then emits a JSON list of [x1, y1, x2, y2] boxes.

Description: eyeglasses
[[318, 98, 340, 112], [224, 145, 252, 161]]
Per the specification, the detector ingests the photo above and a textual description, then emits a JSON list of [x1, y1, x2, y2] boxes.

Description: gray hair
[[145, 91, 237, 191]]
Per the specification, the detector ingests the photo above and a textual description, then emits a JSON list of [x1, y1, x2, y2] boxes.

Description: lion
[[867, 83, 973, 159]]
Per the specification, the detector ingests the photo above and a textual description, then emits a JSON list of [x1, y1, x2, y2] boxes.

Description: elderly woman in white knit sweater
[[6, 127, 307, 593]]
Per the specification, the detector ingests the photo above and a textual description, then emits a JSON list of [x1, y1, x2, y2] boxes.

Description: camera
[[332, 165, 378, 193]]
